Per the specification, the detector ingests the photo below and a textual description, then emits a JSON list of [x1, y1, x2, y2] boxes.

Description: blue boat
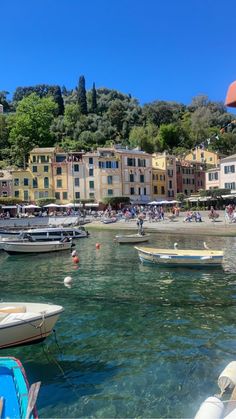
[[0, 357, 40, 419]]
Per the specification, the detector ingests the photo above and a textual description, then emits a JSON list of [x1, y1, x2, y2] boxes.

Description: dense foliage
[[0, 76, 236, 167]]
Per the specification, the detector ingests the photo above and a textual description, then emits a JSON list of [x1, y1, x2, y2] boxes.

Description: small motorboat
[[0, 302, 64, 349], [1, 238, 73, 254], [0, 357, 40, 418], [102, 217, 117, 224], [114, 233, 150, 244], [135, 243, 224, 268]]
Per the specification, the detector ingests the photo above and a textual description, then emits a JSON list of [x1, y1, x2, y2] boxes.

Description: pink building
[[0, 170, 13, 197], [205, 167, 220, 190]]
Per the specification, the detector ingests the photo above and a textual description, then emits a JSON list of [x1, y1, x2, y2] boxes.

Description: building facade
[[205, 167, 220, 190], [176, 160, 206, 196], [152, 153, 177, 198], [185, 148, 220, 166], [220, 154, 236, 190], [0, 170, 13, 198]]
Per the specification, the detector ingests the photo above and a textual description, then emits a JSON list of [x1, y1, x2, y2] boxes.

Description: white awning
[[85, 203, 99, 207]]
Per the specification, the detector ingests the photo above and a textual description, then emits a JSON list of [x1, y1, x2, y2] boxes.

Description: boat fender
[[96, 243, 101, 249], [71, 250, 77, 257], [194, 396, 224, 419], [218, 362, 236, 395]]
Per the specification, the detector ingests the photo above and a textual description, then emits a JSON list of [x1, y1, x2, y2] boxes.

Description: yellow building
[[83, 148, 122, 202], [184, 148, 220, 165], [152, 153, 177, 198], [12, 169, 33, 202]]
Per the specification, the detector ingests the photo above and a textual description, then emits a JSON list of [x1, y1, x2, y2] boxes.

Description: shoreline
[[87, 211, 236, 237]]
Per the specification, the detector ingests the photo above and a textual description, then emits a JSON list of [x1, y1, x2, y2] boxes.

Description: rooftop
[[30, 147, 56, 154]]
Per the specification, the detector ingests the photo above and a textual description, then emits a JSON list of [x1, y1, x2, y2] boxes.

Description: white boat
[[0, 302, 64, 349], [114, 233, 150, 243], [1, 239, 73, 254], [0, 226, 89, 241], [135, 246, 224, 267], [102, 217, 117, 224]]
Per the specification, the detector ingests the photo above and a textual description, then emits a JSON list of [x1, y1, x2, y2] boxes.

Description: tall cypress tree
[[77, 75, 87, 115], [91, 82, 97, 113]]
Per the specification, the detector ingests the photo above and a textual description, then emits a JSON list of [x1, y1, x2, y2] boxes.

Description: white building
[[220, 154, 236, 190]]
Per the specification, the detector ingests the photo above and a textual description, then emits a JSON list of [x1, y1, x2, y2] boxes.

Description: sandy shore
[[87, 211, 236, 237]]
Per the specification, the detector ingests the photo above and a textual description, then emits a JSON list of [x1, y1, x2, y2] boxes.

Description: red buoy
[[73, 255, 79, 264], [95, 243, 101, 249]]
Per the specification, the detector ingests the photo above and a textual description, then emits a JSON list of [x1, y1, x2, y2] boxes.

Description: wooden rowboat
[[0, 357, 40, 418], [114, 233, 150, 243], [135, 246, 224, 267]]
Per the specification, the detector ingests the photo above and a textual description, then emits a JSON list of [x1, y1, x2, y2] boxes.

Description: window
[[208, 172, 218, 181], [55, 192, 60, 200], [107, 189, 113, 196], [224, 165, 235, 174], [14, 178, 19, 186], [56, 155, 66, 163], [89, 157, 93, 164], [130, 187, 135, 195], [168, 180, 172, 189], [144, 187, 146, 195], [89, 168, 94, 176], [74, 164, 79, 172], [15, 191, 19, 198], [140, 174, 144, 183], [130, 174, 134, 182], [154, 186, 158, 194], [138, 159, 146, 167], [32, 156, 36, 162], [74, 178, 80, 187], [57, 179, 62, 188], [44, 177, 49, 188], [63, 192, 68, 200], [32, 166, 37, 173], [127, 158, 136, 167], [138, 187, 141, 195], [2, 191, 7, 197], [44, 165, 48, 172], [24, 178, 29, 186], [89, 181, 94, 189], [161, 186, 165, 194], [89, 192, 94, 198], [24, 190, 29, 201], [107, 175, 113, 185], [56, 167, 62, 175], [167, 169, 173, 177], [225, 182, 236, 189], [1, 181, 7, 187], [99, 161, 119, 169], [75, 192, 80, 199], [40, 155, 46, 163], [33, 178, 38, 188]]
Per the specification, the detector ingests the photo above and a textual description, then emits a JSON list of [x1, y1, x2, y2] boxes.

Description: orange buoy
[[95, 243, 101, 249], [73, 255, 79, 264]]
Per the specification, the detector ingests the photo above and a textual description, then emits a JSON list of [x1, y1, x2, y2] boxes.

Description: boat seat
[[0, 306, 26, 314]]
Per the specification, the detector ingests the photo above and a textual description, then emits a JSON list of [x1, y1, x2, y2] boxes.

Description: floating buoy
[[72, 250, 77, 257], [64, 276, 72, 288], [73, 255, 79, 264], [194, 396, 224, 419], [96, 243, 101, 249]]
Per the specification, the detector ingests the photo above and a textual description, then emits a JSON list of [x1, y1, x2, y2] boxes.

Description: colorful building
[[176, 160, 206, 196], [205, 167, 220, 190], [184, 148, 220, 166], [219, 154, 236, 191], [0, 170, 13, 198], [152, 153, 177, 198]]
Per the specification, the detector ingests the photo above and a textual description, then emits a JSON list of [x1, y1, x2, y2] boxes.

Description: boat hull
[[0, 302, 64, 349], [135, 246, 224, 268], [1, 240, 72, 254], [0, 357, 37, 418], [115, 234, 150, 243]]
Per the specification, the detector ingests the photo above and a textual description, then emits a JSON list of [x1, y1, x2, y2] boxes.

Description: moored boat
[[114, 233, 150, 243], [135, 245, 224, 267], [0, 357, 40, 418], [1, 239, 73, 254], [0, 226, 89, 241], [0, 302, 64, 349]]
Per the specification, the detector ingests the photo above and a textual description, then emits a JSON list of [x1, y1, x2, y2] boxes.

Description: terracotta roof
[[31, 147, 56, 153], [221, 154, 236, 162]]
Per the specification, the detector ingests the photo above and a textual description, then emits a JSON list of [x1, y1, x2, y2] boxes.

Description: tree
[[9, 93, 57, 166], [107, 99, 126, 136], [157, 123, 183, 151], [0, 91, 11, 112], [77, 75, 87, 115], [91, 82, 97, 113]]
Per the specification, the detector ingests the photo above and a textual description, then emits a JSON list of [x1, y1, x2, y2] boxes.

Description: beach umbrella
[[148, 201, 158, 205], [225, 81, 236, 107], [23, 204, 41, 209], [43, 203, 61, 208]]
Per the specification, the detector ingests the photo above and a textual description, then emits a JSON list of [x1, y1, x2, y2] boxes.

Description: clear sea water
[[1, 230, 236, 418]]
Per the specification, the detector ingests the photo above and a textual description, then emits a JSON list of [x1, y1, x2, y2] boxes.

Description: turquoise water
[[1, 230, 236, 418]]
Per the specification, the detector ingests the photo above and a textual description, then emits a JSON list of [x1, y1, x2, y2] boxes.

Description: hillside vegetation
[[0, 75, 236, 167]]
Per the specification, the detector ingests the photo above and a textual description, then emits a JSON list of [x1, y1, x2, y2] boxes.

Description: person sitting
[[195, 211, 202, 222], [184, 211, 193, 222]]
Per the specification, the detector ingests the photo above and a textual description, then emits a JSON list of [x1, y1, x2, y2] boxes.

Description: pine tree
[[77, 75, 87, 115], [91, 82, 97, 113]]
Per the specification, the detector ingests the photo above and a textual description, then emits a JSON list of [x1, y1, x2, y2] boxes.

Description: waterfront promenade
[[1, 211, 235, 237]]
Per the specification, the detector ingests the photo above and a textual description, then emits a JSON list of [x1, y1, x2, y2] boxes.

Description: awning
[[85, 203, 99, 207], [225, 81, 236, 107], [1, 205, 17, 209]]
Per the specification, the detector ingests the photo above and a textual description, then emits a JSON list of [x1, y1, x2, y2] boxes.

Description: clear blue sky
[[2, 0, 236, 106]]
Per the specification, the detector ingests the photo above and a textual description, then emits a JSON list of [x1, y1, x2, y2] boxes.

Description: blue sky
[[2, 0, 236, 106]]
